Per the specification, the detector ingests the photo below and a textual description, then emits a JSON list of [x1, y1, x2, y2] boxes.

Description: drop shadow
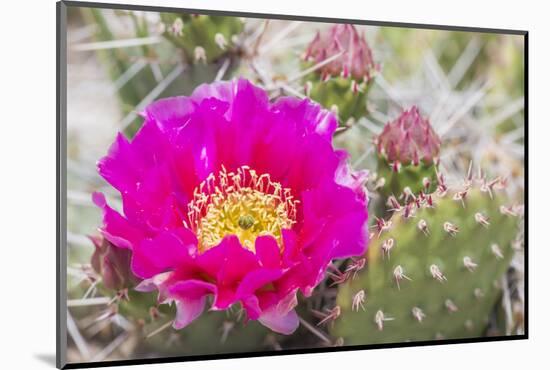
[[34, 353, 57, 367]]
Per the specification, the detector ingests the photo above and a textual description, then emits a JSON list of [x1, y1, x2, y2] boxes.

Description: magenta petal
[[197, 235, 259, 284], [255, 236, 281, 268], [173, 297, 206, 330], [237, 269, 284, 297], [168, 279, 217, 300], [236, 268, 284, 319], [325, 210, 368, 259], [281, 229, 300, 265], [131, 230, 196, 279], [259, 308, 299, 335], [134, 272, 171, 292], [92, 192, 144, 250], [97, 120, 168, 194], [168, 280, 217, 329], [96, 134, 139, 194], [143, 96, 195, 133], [197, 236, 260, 310], [271, 97, 338, 141], [191, 80, 237, 116], [334, 150, 369, 196]]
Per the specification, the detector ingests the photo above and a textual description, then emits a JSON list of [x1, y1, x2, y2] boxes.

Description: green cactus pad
[[376, 157, 438, 198], [111, 289, 271, 356], [306, 76, 373, 126], [139, 309, 270, 356], [332, 187, 520, 344], [160, 13, 243, 63]]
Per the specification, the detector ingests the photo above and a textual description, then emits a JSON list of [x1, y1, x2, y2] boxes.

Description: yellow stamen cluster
[[187, 166, 299, 253]]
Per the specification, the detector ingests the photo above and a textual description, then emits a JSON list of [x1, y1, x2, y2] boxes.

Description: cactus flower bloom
[[304, 23, 378, 81], [93, 79, 369, 334], [376, 106, 441, 166]]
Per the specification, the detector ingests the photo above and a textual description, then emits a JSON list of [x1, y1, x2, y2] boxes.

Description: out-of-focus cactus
[[81, 10, 245, 137], [160, 13, 244, 64], [302, 24, 379, 126], [374, 106, 441, 198], [332, 177, 522, 344], [81, 9, 159, 124]]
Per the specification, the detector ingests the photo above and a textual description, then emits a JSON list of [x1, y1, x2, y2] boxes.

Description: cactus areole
[[93, 79, 369, 335]]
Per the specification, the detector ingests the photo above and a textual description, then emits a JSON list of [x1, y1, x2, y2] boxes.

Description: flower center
[[187, 166, 299, 253]]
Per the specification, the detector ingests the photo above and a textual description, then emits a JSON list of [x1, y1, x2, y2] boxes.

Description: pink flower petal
[[92, 192, 145, 250], [168, 280, 217, 329], [258, 291, 299, 334], [255, 236, 281, 269], [131, 230, 196, 279]]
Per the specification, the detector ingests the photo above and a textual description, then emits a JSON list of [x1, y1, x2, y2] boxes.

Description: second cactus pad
[[161, 13, 244, 63], [332, 185, 520, 344]]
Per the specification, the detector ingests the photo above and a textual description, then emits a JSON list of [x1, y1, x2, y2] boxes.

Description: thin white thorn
[[215, 59, 231, 81], [112, 59, 147, 92], [286, 51, 344, 84], [259, 21, 303, 54], [91, 332, 130, 362], [146, 320, 173, 339], [71, 36, 163, 51], [67, 297, 112, 307], [67, 310, 91, 360], [298, 316, 332, 345], [118, 64, 186, 130]]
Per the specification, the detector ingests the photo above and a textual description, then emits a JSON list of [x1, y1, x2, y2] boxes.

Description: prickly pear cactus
[[375, 106, 441, 198], [302, 24, 378, 126], [160, 13, 243, 64], [332, 182, 521, 344]]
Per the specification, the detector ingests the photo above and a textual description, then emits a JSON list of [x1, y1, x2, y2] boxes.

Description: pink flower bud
[[304, 24, 378, 80], [377, 106, 441, 165], [90, 235, 137, 290]]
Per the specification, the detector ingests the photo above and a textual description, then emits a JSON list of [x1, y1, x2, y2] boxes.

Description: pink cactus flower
[[376, 106, 441, 166], [93, 79, 369, 334], [304, 23, 378, 80]]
